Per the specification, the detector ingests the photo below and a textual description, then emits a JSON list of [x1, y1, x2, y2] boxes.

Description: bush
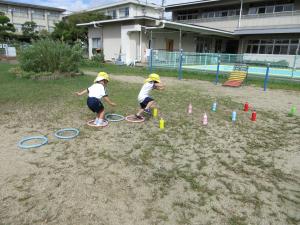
[[81, 52, 105, 67], [10, 66, 82, 80], [18, 39, 83, 73]]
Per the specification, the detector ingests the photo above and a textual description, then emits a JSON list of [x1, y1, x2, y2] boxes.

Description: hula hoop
[[18, 136, 48, 149], [105, 113, 125, 122], [54, 128, 80, 139], [125, 115, 145, 123], [87, 120, 109, 128]]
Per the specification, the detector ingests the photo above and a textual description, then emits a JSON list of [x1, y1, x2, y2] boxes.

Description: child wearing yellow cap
[[135, 73, 165, 119], [76, 72, 116, 126]]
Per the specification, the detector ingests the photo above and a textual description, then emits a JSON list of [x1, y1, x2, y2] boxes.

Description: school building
[[0, 0, 65, 33], [78, 0, 300, 65]]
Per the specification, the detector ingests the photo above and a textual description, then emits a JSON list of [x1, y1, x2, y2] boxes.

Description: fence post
[[215, 56, 221, 85], [264, 63, 270, 91], [178, 49, 183, 80], [149, 48, 153, 73], [292, 55, 296, 78]]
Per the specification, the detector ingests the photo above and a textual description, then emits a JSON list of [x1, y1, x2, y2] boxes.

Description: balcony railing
[[174, 10, 300, 24]]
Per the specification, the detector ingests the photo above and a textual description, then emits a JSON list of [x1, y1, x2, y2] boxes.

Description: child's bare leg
[[97, 109, 105, 120], [136, 108, 144, 116], [145, 100, 155, 110]]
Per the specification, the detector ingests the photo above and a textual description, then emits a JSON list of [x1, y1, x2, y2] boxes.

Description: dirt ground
[[0, 75, 299, 225]]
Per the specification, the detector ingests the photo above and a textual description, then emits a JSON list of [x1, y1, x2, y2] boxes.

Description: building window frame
[[246, 39, 300, 55], [119, 7, 129, 18]]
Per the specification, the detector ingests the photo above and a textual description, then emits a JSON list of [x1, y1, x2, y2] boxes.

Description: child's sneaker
[[144, 108, 152, 116], [94, 118, 99, 125], [96, 119, 104, 126]]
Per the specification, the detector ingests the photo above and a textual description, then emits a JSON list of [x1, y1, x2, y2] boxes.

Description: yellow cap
[[94, 72, 110, 83], [145, 73, 160, 83]]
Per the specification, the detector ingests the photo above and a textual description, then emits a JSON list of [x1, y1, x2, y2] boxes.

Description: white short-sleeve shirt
[[88, 83, 107, 100], [138, 82, 154, 103]]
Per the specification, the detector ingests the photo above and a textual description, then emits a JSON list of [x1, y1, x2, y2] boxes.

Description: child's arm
[[103, 96, 117, 106], [75, 89, 88, 96], [154, 83, 165, 90]]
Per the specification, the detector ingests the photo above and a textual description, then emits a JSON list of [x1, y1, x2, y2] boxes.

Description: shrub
[[10, 66, 82, 80], [81, 52, 105, 67], [18, 39, 83, 73]]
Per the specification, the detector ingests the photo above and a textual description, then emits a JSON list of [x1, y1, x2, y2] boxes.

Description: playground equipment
[[288, 106, 296, 117], [211, 102, 217, 112], [244, 102, 249, 112], [125, 115, 145, 123], [54, 128, 80, 139], [159, 118, 165, 129], [188, 103, 193, 114], [232, 111, 237, 122], [105, 113, 125, 122], [251, 111, 257, 121], [223, 64, 248, 87], [153, 108, 158, 118], [18, 136, 48, 149], [203, 113, 208, 125], [87, 120, 109, 127]]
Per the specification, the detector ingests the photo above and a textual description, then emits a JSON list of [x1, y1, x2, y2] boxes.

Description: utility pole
[[161, 0, 165, 19]]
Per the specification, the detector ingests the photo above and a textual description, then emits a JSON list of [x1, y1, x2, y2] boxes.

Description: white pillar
[[238, 0, 243, 28]]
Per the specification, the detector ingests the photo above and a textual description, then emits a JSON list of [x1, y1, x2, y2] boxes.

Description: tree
[[52, 11, 109, 44], [21, 21, 38, 38], [0, 12, 15, 41]]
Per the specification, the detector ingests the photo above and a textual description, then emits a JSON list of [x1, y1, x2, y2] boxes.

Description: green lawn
[[81, 63, 300, 91]]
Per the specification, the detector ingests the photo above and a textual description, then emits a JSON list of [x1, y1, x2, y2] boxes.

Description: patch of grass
[[228, 215, 248, 225]]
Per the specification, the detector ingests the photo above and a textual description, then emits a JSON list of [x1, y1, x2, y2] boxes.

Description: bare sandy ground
[[0, 74, 299, 225], [86, 72, 300, 117]]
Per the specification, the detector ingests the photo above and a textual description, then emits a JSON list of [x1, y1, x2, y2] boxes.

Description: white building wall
[[121, 24, 142, 64], [103, 24, 122, 61], [150, 31, 196, 52], [98, 3, 161, 19]]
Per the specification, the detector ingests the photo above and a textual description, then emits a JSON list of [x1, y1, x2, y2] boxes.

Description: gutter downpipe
[[142, 22, 166, 49], [238, 0, 243, 28]]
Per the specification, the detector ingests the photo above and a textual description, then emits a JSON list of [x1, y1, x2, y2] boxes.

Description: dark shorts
[[140, 97, 154, 109], [87, 97, 104, 113]]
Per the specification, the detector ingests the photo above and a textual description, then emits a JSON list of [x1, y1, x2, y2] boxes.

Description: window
[[13, 7, 28, 18], [246, 39, 299, 55], [49, 27, 55, 32], [119, 7, 129, 18], [221, 11, 228, 17], [202, 12, 208, 18], [14, 23, 22, 32], [248, 8, 257, 15], [35, 25, 46, 32], [248, 3, 294, 15], [289, 45, 298, 55], [0, 4, 8, 13], [107, 9, 116, 19], [274, 5, 284, 13], [284, 4, 293, 12], [266, 6, 274, 13], [258, 7, 266, 14], [32, 9, 45, 20], [48, 12, 60, 20], [92, 38, 101, 49]]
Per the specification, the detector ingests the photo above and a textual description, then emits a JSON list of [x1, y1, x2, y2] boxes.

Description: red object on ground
[[251, 111, 257, 121], [223, 80, 243, 87], [244, 102, 249, 112]]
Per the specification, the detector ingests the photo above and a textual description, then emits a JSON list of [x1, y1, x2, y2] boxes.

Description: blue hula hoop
[[18, 136, 48, 149], [54, 128, 80, 139], [105, 113, 125, 122]]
